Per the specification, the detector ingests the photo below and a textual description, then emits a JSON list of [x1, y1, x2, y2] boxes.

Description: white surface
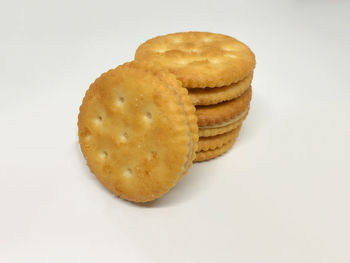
[[1, 0, 350, 262]]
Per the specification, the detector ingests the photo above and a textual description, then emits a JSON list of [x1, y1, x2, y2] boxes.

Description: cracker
[[78, 62, 196, 202], [189, 72, 253, 105], [194, 133, 239, 162], [198, 125, 241, 152], [199, 110, 248, 137], [196, 87, 252, 127], [135, 32, 256, 88]]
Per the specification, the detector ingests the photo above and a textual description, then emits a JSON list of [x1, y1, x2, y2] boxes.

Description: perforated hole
[[116, 96, 125, 106], [156, 47, 168, 53], [177, 60, 188, 65], [95, 115, 103, 123], [172, 37, 183, 43], [120, 132, 128, 143], [148, 150, 158, 161], [85, 135, 91, 141], [222, 46, 236, 51], [124, 168, 133, 177], [210, 58, 222, 64], [180, 46, 200, 53], [100, 150, 108, 159], [144, 111, 152, 120], [224, 53, 237, 59], [202, 38, 213, 43]]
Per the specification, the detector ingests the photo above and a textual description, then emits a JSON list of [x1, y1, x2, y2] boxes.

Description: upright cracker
[[189, 72, 253, 105], [78, 63, 195, 202], [135, 32, 256, 88], [196, 87, 252, 127]]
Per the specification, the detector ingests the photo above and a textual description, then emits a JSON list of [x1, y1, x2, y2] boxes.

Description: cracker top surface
[[78, 63, 192, 202], [135, 32, 255, 88]]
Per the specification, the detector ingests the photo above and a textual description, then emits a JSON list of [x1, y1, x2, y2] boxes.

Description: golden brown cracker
[[78, 62, 196, 202], [196, 87, 252, 127], [198, 125, 241, 152], [189, 72, 253, 105], [198, 110, 248, 137], [135, 32, 256, 88], [194, 134, 239, 162]]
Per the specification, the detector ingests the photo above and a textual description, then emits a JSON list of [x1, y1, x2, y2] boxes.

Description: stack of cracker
[[135, 32, 255, 161], [78, 32, 255, 202]]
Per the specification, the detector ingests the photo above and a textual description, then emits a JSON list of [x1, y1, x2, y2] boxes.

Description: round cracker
[[198, 125, 241, 152], [135, 32, 256, 88], [189, 72, 253, 105], [78, 63, 195, 202], [196, 87, 252, 127], [194, 131, 240, 162]]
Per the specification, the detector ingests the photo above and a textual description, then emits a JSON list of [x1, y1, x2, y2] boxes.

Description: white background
[[1, 0, 349, 262]]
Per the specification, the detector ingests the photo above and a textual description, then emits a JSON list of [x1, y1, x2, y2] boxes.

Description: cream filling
[[199, 108, 249, 129]]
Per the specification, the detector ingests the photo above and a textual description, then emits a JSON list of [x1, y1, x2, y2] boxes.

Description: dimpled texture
[[198, 111, 248, 137], [194, 126, 241, 162], [197, 126, 241, 152], [196, 87, 252, 127], [189, 72, 253, 105], [78, 63, 193, 202], [135, 32, 256, 88], [124, 61, 198, 180]]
